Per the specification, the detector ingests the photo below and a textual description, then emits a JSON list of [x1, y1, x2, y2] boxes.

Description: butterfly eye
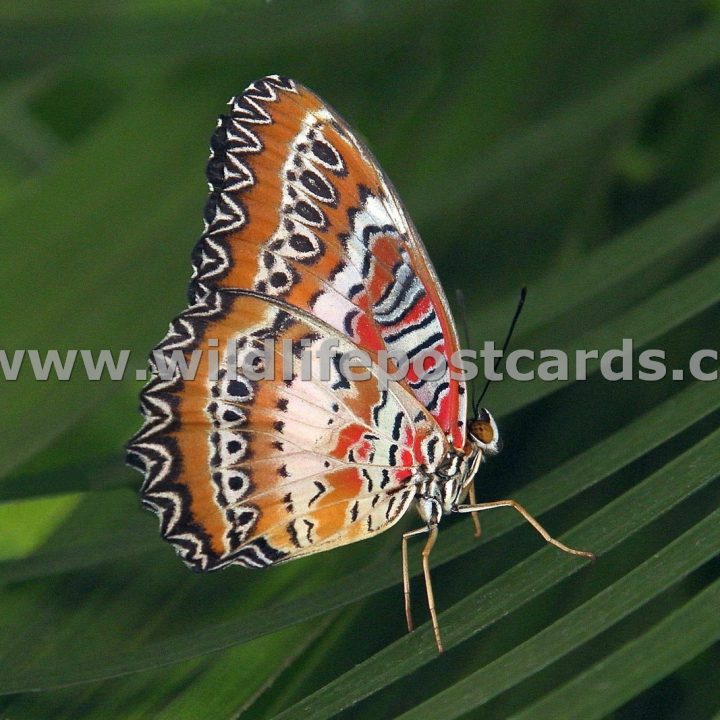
[[470, 420, 494, 444], [469, 408, 502, 455]]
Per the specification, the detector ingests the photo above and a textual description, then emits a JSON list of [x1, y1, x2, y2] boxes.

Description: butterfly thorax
[[414, 442, 483, 525], [415, 408, 501, 526]]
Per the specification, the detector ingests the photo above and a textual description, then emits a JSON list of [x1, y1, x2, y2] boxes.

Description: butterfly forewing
[[192, 75, 467, 448]]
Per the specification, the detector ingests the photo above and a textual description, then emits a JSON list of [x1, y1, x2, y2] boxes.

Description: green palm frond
[[1, 2, 719, 719]]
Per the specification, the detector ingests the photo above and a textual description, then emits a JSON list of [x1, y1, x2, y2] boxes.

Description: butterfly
[[127, 75, 594, 652]]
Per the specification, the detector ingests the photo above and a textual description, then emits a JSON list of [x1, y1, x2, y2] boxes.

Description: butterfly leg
[[456, 500, 595, 560], [420, 524, 443, 653], [402, 526, 428, 634], [467, 482, 482, 539]]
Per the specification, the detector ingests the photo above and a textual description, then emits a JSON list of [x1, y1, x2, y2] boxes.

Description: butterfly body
[[127, 76, 593, 652], [414, 425, 496, 525]]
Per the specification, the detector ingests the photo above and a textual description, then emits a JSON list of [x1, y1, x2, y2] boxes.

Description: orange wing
[[190, 76, 467, 449], [128, 291, 448, 570]]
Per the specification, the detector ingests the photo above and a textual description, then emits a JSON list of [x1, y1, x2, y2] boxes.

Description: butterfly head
[[468, 407, 502, 456]]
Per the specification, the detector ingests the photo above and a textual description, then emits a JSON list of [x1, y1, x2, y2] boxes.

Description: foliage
[[1, 2, 719, 718]]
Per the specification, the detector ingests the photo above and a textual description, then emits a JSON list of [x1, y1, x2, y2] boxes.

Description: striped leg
[[420, 525, 443, 652], [402, 524, 444, 652], [402, 526, 428, 633], [467, 482, 482, 538], [456, 500, 595, 560]]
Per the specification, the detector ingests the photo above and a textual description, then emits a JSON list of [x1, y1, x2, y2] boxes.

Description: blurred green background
[[1, 1, 720, 718]]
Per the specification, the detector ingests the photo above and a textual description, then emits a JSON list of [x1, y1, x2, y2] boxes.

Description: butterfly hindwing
[[128, 291, 447, 570]]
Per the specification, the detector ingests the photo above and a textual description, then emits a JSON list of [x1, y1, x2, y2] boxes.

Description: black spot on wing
[[373, 391, 389, 425], [287, 521, 300, 548], [303, 518, 315, 543], [308, 481, 327, 506], [391, 412, 403, 441], [426, 381, 450, 412], [405, 332, 445, 360], [426, 436, 439, 465], [300, 169, 337, 206]]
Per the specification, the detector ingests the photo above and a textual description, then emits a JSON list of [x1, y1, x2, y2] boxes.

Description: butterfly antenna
[[475, 286, 527, 415], [455, 288, 477, 412]]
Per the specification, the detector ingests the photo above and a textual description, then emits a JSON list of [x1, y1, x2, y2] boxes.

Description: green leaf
[[395, 507, 720, 720], [0, 70, 222, 480], [420, 19, 720, 215], [3, 3, 720, 718], [509, 578, 720, 720]]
